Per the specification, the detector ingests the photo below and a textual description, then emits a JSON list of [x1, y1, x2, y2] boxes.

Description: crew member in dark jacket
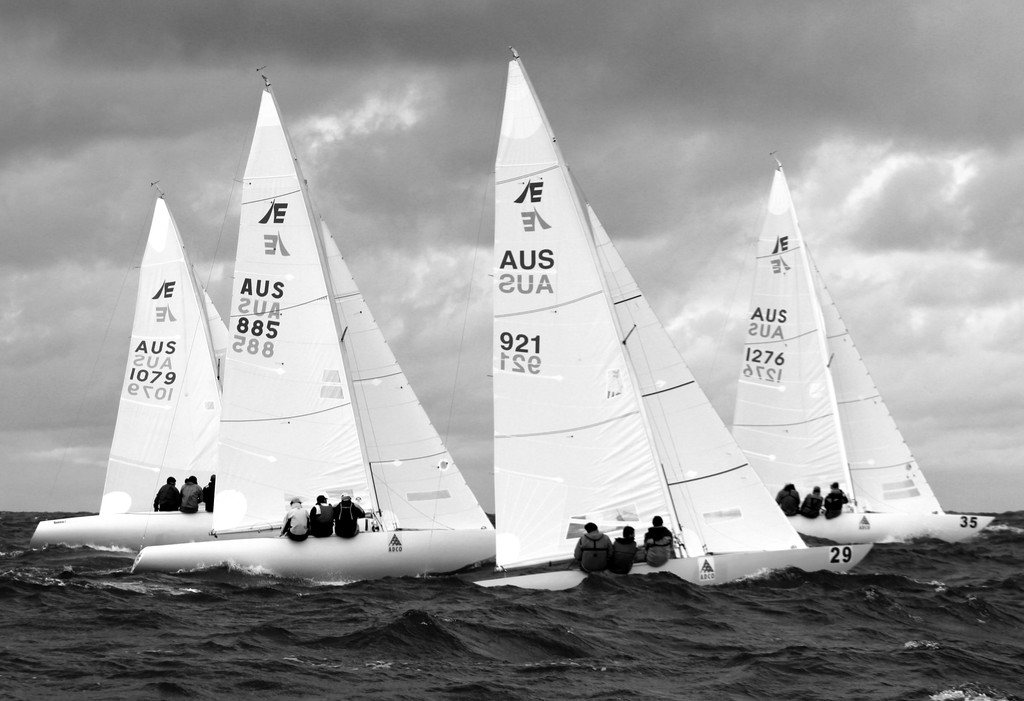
[[309, 495, 335, 537], [608, 526, 640, 574], [775, 484, 801, 516], [799, 486, 824, 518], [823, 482, 849, 519], [178, 476, 203, 514], [643, 516, 675, 567], [334, 494, 366, 538], [574, 522, 613, 572], [153, 477, 180, 512], [202, 475, 215, 513]]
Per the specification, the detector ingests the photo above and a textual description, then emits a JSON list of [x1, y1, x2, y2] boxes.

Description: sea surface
[[1, 511, 1022, 701]]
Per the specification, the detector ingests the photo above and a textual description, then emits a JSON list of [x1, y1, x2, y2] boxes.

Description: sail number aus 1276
[[497, 332, 541, 374], [742, 348, 785, 383]]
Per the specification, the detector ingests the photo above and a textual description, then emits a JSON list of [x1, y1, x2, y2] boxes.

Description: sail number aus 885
[[231, 317, 278, 358], [498, 332, 541, 375], [829, 546, 853, 563]]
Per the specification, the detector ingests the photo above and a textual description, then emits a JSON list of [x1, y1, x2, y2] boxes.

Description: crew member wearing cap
[[280, 497, 310, 541], [153, 476, 181, 512]]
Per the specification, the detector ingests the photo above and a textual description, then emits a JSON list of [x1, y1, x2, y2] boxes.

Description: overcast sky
[[3, 1, 1022, 515]]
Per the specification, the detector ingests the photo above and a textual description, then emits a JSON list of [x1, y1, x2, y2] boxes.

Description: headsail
[[320, 222, 493, 531], [589, 205, 805, 554], [213, 88, 368, 532], [101, 197, 223, 514]]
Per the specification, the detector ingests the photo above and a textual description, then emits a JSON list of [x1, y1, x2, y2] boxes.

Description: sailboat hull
[[788, 512, 993, 544], [474, 543, 873, 591], [132, 529, 495, 581], [30, 512, 228, 550]]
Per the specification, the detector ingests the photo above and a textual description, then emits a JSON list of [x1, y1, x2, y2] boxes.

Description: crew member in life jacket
[[643, 516, 675, 567], [823, 482, 850, 519], [153, 477, 180, 512], [308, 495, 335, 537], [574, 522, 613, 573], [608, 526, 641, 574], [280, 498, 309, 541], [334, 494, 366, 538], [799, 486, 824, 518], [775, 483, 801, 516]]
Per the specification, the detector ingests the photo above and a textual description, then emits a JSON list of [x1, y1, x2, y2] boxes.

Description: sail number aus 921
[[498, 332, 541, 374], [829, 546, 853, 563]]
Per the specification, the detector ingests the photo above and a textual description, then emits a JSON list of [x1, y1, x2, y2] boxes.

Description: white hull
[[789, 512, 994, 544], [475, 543, 873, 591], [30, 512, 237, 550], [132, 529, 495, 581]]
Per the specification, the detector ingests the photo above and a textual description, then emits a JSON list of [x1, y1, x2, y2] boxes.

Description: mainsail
[[213, 88, 368, 532], [492, 57, 804, 573], [101, 197, 223, 514]]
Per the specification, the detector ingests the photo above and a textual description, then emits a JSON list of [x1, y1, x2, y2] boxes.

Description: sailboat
[[31, 196, 229, 549], [133, 82, 494, 580], [732, 164, 993, 543], [475, 54, 871, 591]]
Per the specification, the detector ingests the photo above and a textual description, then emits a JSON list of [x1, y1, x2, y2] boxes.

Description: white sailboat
[[133, 83, 494, 580], [476, 55, 871, 591], [732, 165, 993, 543], [31, 196, 228, 549]]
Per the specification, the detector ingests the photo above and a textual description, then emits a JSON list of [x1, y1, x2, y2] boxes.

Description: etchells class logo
[[258, 201, 291, 256]]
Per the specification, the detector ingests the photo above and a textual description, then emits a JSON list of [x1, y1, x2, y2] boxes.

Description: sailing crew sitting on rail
[[309, 495, 335, 537], [280, 498, 309, 541], [823, 482, 849, 520], [643, 516, 675, 567], [775, 483, 801, 516], [178, 476, 203, 514], [334, 494, 366, 538], [153, 477, 180, 512], [574, 522, 613, 573], [608, 526, 640, 574], [799, 486, 824, 519]]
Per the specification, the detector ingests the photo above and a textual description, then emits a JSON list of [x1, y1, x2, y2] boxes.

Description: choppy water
[[1, 511, 1022, 700]]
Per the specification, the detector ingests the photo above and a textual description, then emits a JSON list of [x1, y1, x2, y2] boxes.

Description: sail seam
[[743, 327, 818, 346], [666, 463, 749, 484], [836, 393, 881, 405], [496, 164, 559, 185], [354, 370, 402, 383], [222, 403, 349, 423], [241, 188, 302, 205], [496, 410, 641, 439], [226, 294, 329, 320], [369, 450, 447, 465], [495, 289, 603, 318], [734, 413, 835, 429]]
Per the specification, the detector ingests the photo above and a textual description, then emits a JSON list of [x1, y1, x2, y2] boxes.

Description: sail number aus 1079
[[497, 331, 541, 375]]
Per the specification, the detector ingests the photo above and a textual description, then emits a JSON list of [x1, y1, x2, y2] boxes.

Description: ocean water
[[1, 512, 1022, 701]]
